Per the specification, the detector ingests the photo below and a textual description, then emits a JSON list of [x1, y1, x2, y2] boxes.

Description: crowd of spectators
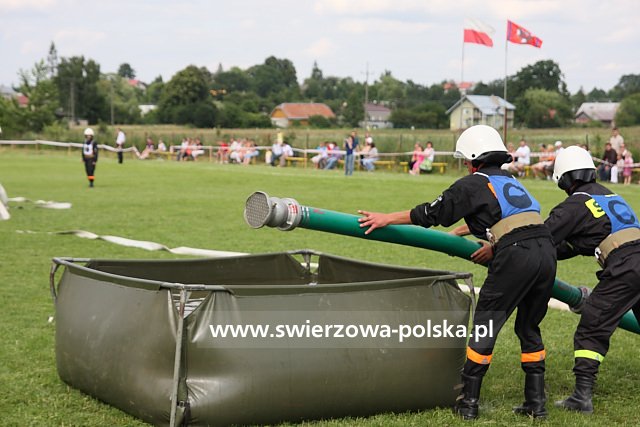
[[125, 128, 637, 184]]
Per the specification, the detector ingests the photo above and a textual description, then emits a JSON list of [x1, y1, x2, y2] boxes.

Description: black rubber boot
[[454, 374, 483, 420], [513, 373, 547, 419], [555, 376, 594, 414]]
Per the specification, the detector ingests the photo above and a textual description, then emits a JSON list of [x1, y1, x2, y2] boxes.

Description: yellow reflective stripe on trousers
[[575, 349, 605, 362]]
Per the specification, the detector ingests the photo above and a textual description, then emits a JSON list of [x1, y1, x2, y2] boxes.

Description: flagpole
[[459, 36, 465, 131], [503, 25, 509, 143]]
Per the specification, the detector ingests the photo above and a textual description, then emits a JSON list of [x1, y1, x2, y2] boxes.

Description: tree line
[[1, 42, 640, 138]]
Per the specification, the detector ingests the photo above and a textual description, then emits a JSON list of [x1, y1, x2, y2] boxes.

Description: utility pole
[[69, 80, 76, 124], [110, 77, 114, 125], [362, 62, 371, 130]]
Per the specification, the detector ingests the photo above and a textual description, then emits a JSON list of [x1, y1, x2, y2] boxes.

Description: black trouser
[[464, 227, 557, 377], [573, 243, 640, 380], [83, 158, 96, 182], [117, 148, 124, 163]]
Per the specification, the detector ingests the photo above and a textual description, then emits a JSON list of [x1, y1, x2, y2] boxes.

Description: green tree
[[145, 76, 165, 104], [214, 66, 251, 93], [248, 56, 299, 98], [609, 74, 640, 101], [519, 89, 572, 128], [46, 41, 59, 78], [117, 63, 136, 79], [55, 56, 108, 123], [308, 114, 334, 128], [509, 60, 569, 100], [157, 65, 212, 125], [98, 74, 141, 124], [302, 61, 324, 100], [218, 103, 244, 128], [472, 79, 504, 97], [192, 102, 218, 128], [404, 80, 430, 107], [507, 60, 569, 125], [0, 96, 27, 136], [571, 87, 587, 110], [343, 91, 364, 127], [372, 71, 405, 107], [17, 60, 60, 131], [390, 102, 447, 129], [615, 93, 640, 126], [586, 87, 608, 102]]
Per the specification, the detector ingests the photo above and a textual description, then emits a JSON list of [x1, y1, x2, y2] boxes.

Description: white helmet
[[84, 128, 94, 136], [553, 145, 596, 190], [454, 125, 507, 162]]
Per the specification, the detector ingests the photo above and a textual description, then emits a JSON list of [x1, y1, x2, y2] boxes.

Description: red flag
[[464, 18, 494, 47], [507, 20, 542, 47]]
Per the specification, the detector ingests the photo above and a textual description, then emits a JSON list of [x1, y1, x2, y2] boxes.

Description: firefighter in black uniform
[[546, 146, 640, 414], [82, 128, 99, 187], [358, 125, 556, 420]]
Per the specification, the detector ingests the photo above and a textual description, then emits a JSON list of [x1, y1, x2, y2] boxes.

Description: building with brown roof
[[575, 102, 619, 126], [270, 103, 335, 128]]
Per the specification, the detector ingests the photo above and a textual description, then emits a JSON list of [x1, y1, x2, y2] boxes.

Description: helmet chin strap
[[470, 161, 484, 174]]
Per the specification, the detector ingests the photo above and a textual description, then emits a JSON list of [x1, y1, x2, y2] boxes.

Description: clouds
[[0, 0, 56, 12], [0, 0, 638, 93], [304, 38, 335, 58], [314, 0, 563, 19], [338, 18, 431, 34]]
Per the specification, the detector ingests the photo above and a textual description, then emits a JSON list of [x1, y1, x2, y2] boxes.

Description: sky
[[1, 0, 639, 95]]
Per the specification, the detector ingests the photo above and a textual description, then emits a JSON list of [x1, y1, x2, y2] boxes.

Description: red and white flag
[[507, 20, 543, 48], [463, 18, 495, 47]]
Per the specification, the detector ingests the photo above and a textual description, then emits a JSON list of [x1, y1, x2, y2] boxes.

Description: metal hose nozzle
[[244, 191, 302, 231]]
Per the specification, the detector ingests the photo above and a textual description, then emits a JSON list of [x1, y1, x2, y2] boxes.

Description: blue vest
[[476, 173, 541, 219], [578, 192, 640, 233]]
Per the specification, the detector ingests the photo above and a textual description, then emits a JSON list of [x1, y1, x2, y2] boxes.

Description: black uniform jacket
[[545, 181, 637, 260], [82, 140, 99, 161], [409, 165, 543, 241]]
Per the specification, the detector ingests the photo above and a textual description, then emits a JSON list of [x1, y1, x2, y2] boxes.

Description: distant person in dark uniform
[[546, 146, 640, 414], [82, 128, 99, 187], [357, 125, 556, 420]]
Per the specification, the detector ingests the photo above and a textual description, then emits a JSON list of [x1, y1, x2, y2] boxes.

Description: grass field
[[1, 150, 639, 426]]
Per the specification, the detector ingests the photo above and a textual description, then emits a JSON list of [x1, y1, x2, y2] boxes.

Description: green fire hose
[[244, 191, 640, 335]]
